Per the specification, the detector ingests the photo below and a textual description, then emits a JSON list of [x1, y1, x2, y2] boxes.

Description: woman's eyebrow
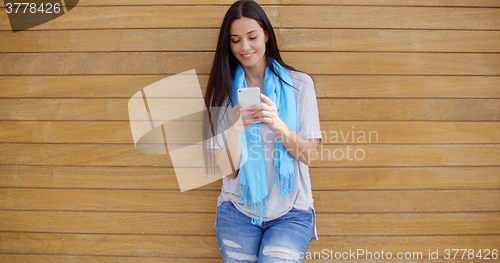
[[230, 30, 257, 36]]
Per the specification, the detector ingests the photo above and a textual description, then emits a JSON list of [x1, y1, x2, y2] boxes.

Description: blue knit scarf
[[231, 59, 297, 225]]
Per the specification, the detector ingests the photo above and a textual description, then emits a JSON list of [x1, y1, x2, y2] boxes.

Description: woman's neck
[[242, 58, 267, 91], [244, 71, 263, 90]]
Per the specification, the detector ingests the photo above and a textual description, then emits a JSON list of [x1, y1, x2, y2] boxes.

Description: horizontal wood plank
[[311, 145, 500, 167], [311, 167, 500, 190], [319, 122, 500, 144], [312, 76, 500, 99], [1, 189, 498, 213], [281, 29, 500, 52], [0, 255, 491, 263], [315, 213, 500, 236], [282, 0, 500, 7], [0, 0, 277, 7], [1, 99, 498, 121], [0, 233, 220, 258], [1, 166, 498, 190], [1, 52, 499, 76], [0, 52, 215, 75], [1, 6, 498, 30], [1, 121, 498, 144], [0, 211, 498, 236], [0, 233, 498, 259], [280, 6, 500, 30], [0, 189, 219, 213], [0, 255, 223, 263], [282, 52, 500, 76], [314, 190, 500, 213], [0, 6, 278, 30], [0, 144, 499, 167], [0, 211, 217, 235], [2, 29, 500, 53], [2, 0, 498, 7], [317, 99, 500, 121], [0, 29, 219, 52], [2, 0, 499, 7], [1, 75, 499, 99]]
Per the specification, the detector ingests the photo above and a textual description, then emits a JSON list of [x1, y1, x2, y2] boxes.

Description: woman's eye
[[231, 39, 239, 43], [250, 36, 257, 40]]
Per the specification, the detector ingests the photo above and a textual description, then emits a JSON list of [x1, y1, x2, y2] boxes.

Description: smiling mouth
[[241, 52, 256, 59]]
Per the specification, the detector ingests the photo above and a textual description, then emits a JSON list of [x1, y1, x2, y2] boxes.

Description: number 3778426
[[5, 3, 62, 14]]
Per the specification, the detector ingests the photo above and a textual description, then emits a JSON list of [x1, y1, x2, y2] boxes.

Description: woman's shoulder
[[288, 70, 314, 89]]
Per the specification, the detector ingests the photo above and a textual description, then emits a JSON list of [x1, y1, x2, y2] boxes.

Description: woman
[[203, 0, 322, 262]]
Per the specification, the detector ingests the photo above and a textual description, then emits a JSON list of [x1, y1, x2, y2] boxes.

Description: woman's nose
[[241, 39, 250, 51]]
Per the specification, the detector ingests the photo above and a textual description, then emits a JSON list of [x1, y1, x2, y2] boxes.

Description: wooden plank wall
[[1, 0, 499, 262]]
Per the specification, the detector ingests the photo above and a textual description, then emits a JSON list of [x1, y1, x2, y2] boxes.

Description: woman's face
[[229, 17, 269, 72]]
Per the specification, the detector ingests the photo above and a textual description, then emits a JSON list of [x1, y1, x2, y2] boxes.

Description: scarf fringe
[[274, 162, 295, 197], [240, 184, 268, 225]]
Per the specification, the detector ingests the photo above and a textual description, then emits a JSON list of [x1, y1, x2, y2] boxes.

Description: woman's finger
[[252, 109, 267, 118], [239, 110, 255, 118], [242, 118, 256, 125], [260, 93, 275, 106], [231, 104, 241, 114], [257, 116, 273, 124]]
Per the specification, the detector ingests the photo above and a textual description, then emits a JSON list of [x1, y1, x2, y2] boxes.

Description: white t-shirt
[[209, 70, 323, 241]]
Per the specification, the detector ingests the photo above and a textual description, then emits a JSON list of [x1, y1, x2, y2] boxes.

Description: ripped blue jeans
[[215, 201, 315, 263]]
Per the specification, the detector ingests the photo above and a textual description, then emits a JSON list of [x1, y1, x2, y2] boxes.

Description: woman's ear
[[265, 30, 269, 43]]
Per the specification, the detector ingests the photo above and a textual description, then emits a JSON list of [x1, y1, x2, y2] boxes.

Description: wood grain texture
[[2, 29, 500, 53], [1, 99, 498, 121], [280, 6, 500, 30], [280, 0, 500, 7], [1, 0, 498, 7], [0, 29, 219, 52], [1, 121, 498, 144], [310, 167, 500, 190], [0, 211, 498, 236], [312, 76, 500, 98], [317, 99, 500, 121], [315, 213, 500, 236], [0, 233, 220, 258], [282, 52, 500, 76], [0, 255, 223, 263], [1, 189, 498, 213], [1, 1, 499, 261], [280, 29, 500, 52], [0, 144, 498, 167], [0, 0, 278, 7], [2, 76, 499, 99], [0, 52, 215, 75], [2, 6, 498, 30], [0, 75, 209, 98], [0, 255, 491, 263], [0, 6, 279, 30], [1, 166, 498, 190], [0, 233, 497, 258], [311, 145, 500, 167], [1, 52, 499, 75]]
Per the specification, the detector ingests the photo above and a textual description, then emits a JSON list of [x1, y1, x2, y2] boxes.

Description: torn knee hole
[[222, 239, 241, 249], [226, 251, 258, 262], [262, 246, 299, 261]]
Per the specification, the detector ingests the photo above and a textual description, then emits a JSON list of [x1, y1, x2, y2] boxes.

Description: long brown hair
[[203, 0, 297, 173]]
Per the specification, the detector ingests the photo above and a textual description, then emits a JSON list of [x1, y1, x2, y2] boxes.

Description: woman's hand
[[249, 94, 318, 165], [228, 103, 258, 134], [214, 103, 256, 180], [249, 94, 285, 133]]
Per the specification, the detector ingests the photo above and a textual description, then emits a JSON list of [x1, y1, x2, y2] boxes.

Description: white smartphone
[[237, 87, 261, 119]]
